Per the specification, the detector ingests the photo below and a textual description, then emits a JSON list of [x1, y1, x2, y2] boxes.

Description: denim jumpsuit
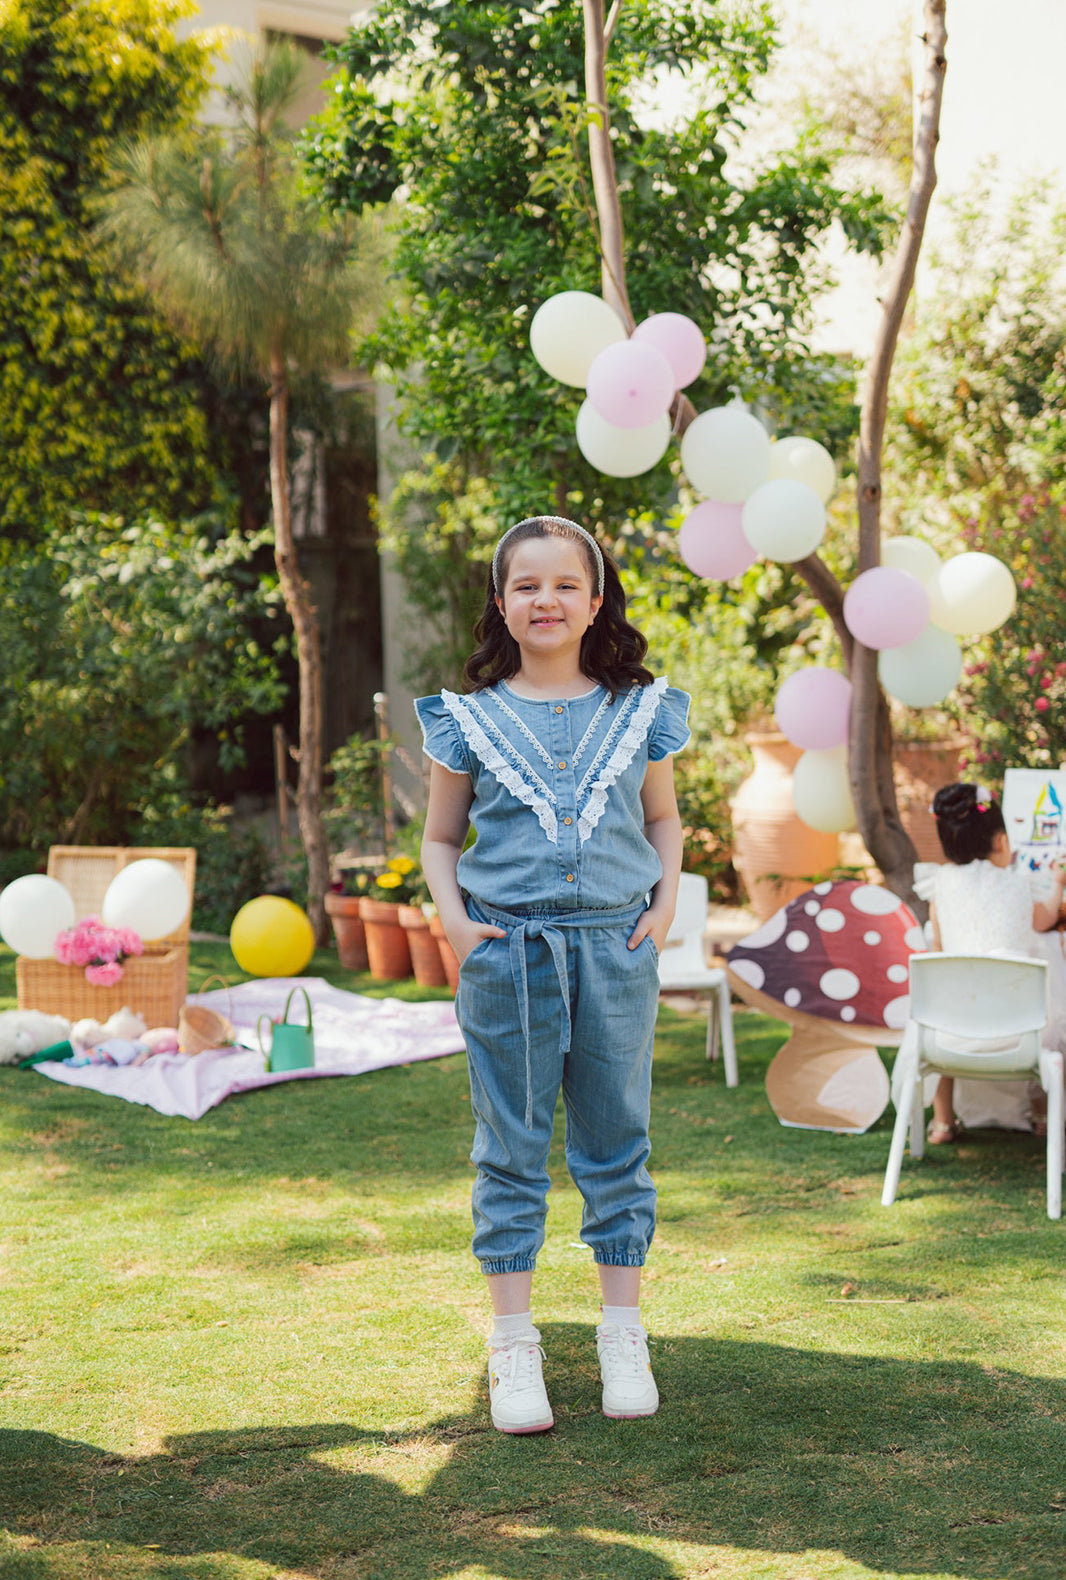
[[415, 677, 691, 1275]]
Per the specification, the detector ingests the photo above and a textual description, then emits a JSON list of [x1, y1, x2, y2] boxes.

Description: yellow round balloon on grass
[[230, 895, 315, 977]]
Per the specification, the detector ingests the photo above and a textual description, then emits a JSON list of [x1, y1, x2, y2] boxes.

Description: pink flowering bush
[[54, 917, 143, 985]]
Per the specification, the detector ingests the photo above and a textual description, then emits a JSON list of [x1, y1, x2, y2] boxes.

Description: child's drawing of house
[[1031, 781, 1064, 844]]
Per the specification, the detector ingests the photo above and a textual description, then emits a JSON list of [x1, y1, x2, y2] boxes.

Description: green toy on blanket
[[0, 1007, 181, 1069]]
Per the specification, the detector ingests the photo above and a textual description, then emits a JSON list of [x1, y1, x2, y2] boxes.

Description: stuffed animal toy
[[0, 1009, 73, 1066], [71, 1006, 147, 1048]]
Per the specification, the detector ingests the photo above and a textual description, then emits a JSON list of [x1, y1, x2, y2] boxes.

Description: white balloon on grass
[[0, 875, 76, 958], [925, 551, 1017, 636], [102, 859, 190, 941], [586, 338, 676, 429], [793, 746, 856, 833], [768, 435, 837, 504], [878, 623, 963, 707], [680, 404, 771, 502], [741, 478, 826, 562], [529, 291, 626, 388], [575, 401, 671, 478], [881, 535, 941, 585]]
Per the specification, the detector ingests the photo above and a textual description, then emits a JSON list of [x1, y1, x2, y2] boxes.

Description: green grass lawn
[[2, 939, 1064, 1580]]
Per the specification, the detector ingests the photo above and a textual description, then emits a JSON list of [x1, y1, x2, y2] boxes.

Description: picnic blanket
[[34, 977, 466, 1120]]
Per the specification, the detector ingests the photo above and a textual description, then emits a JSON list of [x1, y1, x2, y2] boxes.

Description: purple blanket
[[35, 976, 465, 1120]]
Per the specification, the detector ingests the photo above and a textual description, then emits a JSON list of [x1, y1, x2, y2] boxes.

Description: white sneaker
[[487, 1331, 554, 1434], [597, 1323, 659, 1418]]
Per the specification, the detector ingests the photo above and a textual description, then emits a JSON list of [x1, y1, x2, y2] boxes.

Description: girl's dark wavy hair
[[462, 517, 654, 698], [931, 782, 1006, 864]]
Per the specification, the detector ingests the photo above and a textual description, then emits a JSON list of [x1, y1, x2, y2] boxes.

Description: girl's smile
[[495, 538, 602, 659]]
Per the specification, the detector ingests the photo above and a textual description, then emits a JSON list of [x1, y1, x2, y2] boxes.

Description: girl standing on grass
[[416, 515, 689, 1435], [919, 781, 1066, 1142]]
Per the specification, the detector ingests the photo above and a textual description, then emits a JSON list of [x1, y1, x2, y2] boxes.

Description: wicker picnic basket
[[16, 846, 197, 1027]]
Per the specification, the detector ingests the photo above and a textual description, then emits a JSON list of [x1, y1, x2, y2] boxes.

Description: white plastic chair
[[657, 872, 738, 1086], [882, 952, 1065, 1219]]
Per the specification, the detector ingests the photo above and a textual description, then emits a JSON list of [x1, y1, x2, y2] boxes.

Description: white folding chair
[[882, 952, 1065, 1219], [657, 872, 738, 1085]]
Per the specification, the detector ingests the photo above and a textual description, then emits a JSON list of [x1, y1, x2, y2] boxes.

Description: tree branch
[[582, 0, 634, 328]]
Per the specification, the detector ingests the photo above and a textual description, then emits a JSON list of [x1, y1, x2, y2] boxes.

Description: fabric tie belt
[[469, 898, 647, 1129]]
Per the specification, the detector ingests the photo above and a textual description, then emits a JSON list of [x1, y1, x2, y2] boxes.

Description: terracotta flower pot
[[324, 892, 369, 972], [428, 913, 460, 995], [731, 731, 840, 920], [398, 904, 448, 988], [357, 896, 413, 980]]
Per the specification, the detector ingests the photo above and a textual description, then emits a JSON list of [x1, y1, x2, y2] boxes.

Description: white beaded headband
[[491, 516, 605, 596]]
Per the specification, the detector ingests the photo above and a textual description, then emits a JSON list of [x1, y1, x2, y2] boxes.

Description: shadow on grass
[[3, 1333, 1066, 1580]]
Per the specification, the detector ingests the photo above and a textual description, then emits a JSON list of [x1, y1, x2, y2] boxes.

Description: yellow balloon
[[230, 895, 314, 977]]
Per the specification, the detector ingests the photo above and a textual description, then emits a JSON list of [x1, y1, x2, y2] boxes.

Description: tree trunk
[[850, 0, 948, 908], [582, 0, 634, 329], [269, 356, 331, 943]]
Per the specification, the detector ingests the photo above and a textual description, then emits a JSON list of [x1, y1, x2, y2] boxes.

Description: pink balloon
[[843, 567, 930, 650], [678, 501, 757, 580], [632, 312, 707, 388], [774, 668, 852, 750], [585, 339, 676, 429]]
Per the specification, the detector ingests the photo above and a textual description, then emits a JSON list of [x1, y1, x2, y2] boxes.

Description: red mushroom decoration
[[727, 880, 925, 1132]]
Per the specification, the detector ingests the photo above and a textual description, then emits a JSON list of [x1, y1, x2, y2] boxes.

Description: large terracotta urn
[[731, 732, 841, 920], [892, 738, 965, 863]]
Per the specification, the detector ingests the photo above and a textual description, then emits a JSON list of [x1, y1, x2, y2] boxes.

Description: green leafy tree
[[0, 0, 220, 534], [0, 515, 284, 854], [98, 39, 380, 939]]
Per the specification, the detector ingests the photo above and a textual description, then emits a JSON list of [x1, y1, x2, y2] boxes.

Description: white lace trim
[[572, 690, 612, 767], [577, 687, 643, 799], [487, 691, 556, 770], [577, 679, 667, 844], [442, 691, 558, 845]]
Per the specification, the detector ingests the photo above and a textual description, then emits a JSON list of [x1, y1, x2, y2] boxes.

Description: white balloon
[[0, 874, 76, 958], [575, 400, 671, 478], [881, 535, 941, 585], [101, 858, 190, 941], [926, 551, 1017, 636], [529, 291, 627, 388], [768, 435, 837, 503], [680, 404, 771, 502], [878, 623, 963, 707], [741, 478, 826, 562], [793, 746, 856, 833]]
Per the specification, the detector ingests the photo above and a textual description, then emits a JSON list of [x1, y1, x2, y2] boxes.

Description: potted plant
[[427, 908, 460, 994], [324, 869, 371, 972], [375, 856, 451, 988], [359, 859, 420, 981]]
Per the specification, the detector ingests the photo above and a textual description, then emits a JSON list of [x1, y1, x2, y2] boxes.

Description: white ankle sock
[[600, 1304, 643, 1331], [489, 1310, 537, 1348]]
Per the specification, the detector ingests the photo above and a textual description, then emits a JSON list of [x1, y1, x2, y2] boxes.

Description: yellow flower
[[375, 871, 403, 889], [388, 855, 416, 875]]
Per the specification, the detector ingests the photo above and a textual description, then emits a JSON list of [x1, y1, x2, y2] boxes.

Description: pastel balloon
[[793, 746, 856, 833], [230, 895, 315, 978], [926, 552, 1017, 636], [102, 858, 190, 941], [881, 535, 940, 585], [632, 312, 707, 388], [529, 290, 626, 387], [586, 338, 676, 428], [843, 567, 930, 650], [768, 435, 837, 504], [575, 400, 671, 478], [0, 874, 76, 959], [678, 501, 757, 580], [774, 668, 852, 751], [878, 623, 963, 707], [741, 478, 826, 562], [680, 404, 771, 502]]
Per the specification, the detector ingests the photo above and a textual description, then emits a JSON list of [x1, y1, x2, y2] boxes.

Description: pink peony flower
[[1036, 697, 1050, 713], [85, 961, 123, 986], [54, 916, 142, 984]]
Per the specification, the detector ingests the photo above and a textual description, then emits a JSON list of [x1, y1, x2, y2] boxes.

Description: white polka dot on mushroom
[[887, 964, 909, 983], [785, 930, 810, 952], [840, 1005, 857, 1021], [820, 967, 860, 1001], [863, 930, 882, 945], [883, 994, 910, 1029], [804, 901, 820, 916], [784, 988, 801, 1007], [849, 885, 904, 916], [904, 925, 926, 950], [814, 881, 833, 894], [730, 958, 765, 991], [738, 909, 789, 949], [815, 908, 846, 933]]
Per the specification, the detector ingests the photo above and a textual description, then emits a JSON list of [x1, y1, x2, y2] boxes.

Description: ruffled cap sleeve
[[414, 694, 469, 775], [648, 684, 691, 761]]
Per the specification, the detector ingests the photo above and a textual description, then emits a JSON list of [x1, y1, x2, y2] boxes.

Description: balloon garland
[[529, 290, 1018, 835]]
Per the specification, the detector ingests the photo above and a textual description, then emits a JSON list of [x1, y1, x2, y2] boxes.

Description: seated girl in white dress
[[920, 782, 1066, 1142]]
